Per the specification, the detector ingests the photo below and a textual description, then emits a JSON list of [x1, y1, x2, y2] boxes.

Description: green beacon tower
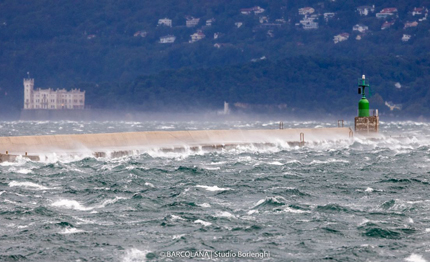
[[354, 75, 379, 133]]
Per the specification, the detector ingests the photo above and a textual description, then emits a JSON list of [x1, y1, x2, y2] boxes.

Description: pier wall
[[0, 128, 352, 156]]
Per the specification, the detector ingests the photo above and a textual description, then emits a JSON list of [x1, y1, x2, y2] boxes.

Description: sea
[[1, 120, 430, 262]]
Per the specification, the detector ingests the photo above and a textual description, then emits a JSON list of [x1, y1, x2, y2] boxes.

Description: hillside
[[0, 0, 429, 118], [70, 55, 430, 118]]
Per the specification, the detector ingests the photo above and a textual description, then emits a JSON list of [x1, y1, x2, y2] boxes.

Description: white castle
[[23, 78, 85, 110]]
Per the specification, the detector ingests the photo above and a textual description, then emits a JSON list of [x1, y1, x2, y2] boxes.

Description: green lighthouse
[[354, 75, 379, 133], [358, 75, 370, 117]]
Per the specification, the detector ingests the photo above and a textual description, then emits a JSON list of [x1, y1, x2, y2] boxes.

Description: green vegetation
[[83, 55, 430, 117], [0, 0, 429, 117]]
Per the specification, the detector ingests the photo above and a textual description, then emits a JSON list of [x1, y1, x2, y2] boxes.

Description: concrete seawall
[[0, 127, 352, 158]]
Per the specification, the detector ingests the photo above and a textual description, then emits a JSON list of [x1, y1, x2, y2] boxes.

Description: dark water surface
[[1, 120, 430, 262]]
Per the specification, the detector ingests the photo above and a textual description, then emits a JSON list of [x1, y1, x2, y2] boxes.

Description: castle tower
[[23, 78, 34, 109]]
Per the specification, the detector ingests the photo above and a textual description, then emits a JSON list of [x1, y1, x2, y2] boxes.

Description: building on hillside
[[376, 8, 398, 19], [300, 17, 318, 29], [381, 21, 395, 30], [206, 18, 215, 26], [133, 31, 147, 37], [158, 18, 172, 27], [186, 17, 200, 27], [404, 21, 418, 28], [240, 6, 265, 15], [324, 12, 335, 21], [353, 24, 369, 33], [357, 5, 375, 16], [412, 7, 426, 16], [333, 33, 349, 44], [23, 78, 85, 110], [189, 31, 205, 43], [214, 43, 232, 48], [159, 35, 176, 43], [302, 20, 318, 29], [402, 34, 411, 42], [259, 16, 269, 23], [298, 7, 315, 15]]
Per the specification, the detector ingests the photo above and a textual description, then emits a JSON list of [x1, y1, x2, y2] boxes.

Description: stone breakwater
[[0, 127, 352, 160]]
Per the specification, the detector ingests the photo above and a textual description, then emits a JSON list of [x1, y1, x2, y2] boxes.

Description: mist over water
[[1, 120, 430, 261]]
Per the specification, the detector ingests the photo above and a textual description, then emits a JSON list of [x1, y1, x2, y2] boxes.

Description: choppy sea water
[[1, 120, 430, 262]]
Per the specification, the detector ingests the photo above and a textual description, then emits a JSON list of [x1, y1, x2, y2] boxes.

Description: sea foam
[[9, 181, 51, 190]]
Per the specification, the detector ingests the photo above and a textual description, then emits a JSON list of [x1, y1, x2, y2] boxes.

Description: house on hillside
[[300, 18, 318, 29], [159, 35, 176, 43], [404, 21, 418, 29], [206, 18, 215, 26], [412, 7, 426, 16], [133, 31, 147, 37], [259, 16, 269, 23], [299, 7, 315, 15], [333, 33, 349, 44], [190, 31, 205, 43], [253, 6, 265, 14], [357, 5, 375, 16], [158, 18, 172, 27], [324, 12, 335, 21], [240, 6, 265, 15], [376, 8, 398, 19], [353, 24, 369, 33], [402, 34, 411, 42], [214, 43, 232, 48], [186, 17, 200, 27], [381, 21, 395, 30]]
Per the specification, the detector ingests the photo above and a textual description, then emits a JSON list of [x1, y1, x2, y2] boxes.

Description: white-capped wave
[[170, 215, 185, 221], [59, 228, 86, 234], [216, 211, 236, 219], [122, 248, 150, 262], [309, 158, 349, 165], [51, 199, 93, 211], [16, 169, 32, 174], [144, 182, 154, 187], [195, 185, 231, 191], [198, 203, 211, 208], [203, 166, 221, 170], [9, 181, 51, 190], [282, 207, 310, 214], [52, 196, 128, 211], [194, 219, 212, 226], [405, 254, 427, 262], [97, 196, 128, 208], [172, 234, 186, 239]]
